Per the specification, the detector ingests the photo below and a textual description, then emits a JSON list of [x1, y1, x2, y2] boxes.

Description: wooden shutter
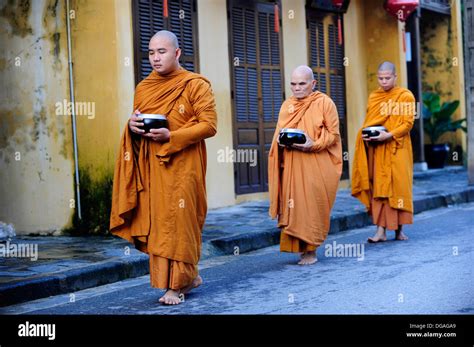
[[229, 0, 284, 194], [307, 10, 349, 179], [132, 0, 199, 85]]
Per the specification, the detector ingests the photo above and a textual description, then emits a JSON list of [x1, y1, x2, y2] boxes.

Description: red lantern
[[163, 0, 168, 18], [274, 3, 280, 33], [332, 0, 344, 46], [332, 0, 345, 7], [384, 0, 419, 52], [384, 0, 419, 22]]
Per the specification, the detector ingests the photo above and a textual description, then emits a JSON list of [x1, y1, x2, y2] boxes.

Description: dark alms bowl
[[141, 114, 169, 133], [362, 125, 387, 138], [279, 128, 307, 146]]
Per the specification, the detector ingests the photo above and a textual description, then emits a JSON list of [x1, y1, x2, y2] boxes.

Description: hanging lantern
[[274, 3, 280, 33], [384, 0, 419, 52], [332, 0, 344, 45], [163, 0, 169, 18], [383, 0, 419, 22], [332, 0, 345, 8]]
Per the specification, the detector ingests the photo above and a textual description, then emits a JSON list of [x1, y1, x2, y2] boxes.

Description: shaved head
[[292, 65, 315, 82], [290, 65, 316, 99], [148, 30, 181, 75], [377, 61, 397, 91], [378, 61, 396, 75], [151, 30, 179, 49]]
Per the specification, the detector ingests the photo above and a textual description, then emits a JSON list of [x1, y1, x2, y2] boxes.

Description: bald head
[[377, 61, 397, 91], [148, 30, 181, 75], [292, 65, 314, 81], [290, 65, 316, 99], [151, 30, 179, 49], [378, 61, 396, 75]]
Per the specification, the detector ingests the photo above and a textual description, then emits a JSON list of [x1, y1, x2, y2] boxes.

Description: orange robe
[[268, 92, 343, 252], [109, 68, 217, 290], [351, 86, 415, 230]]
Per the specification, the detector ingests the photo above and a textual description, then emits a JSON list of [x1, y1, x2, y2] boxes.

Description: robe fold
[[351, 86, 415, 227], [268, 92, 343, 251], [109, 68, 217, 289]]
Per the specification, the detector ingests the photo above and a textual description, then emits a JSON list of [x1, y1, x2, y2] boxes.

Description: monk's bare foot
[[298, 251, 317, 265], [368, 228, 387, 243], [395, 230, 409, 241], [180, 275, 203, 295], [159, 289, 181, 305]]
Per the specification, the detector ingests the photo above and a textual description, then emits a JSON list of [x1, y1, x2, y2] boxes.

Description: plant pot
[[424, 144, 450, 169]]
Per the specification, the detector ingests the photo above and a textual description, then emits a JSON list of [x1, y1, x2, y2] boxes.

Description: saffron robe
[[351, 86, 415, 228], [109, 68, 217, 289], [268, 92, 343, 251]]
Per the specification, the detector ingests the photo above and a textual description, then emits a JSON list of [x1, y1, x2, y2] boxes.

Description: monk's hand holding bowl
[[145, 128, 171, 142], [291, 132, 314, 152], [369, 130, 393, 142], [129, 109, 145, 135]]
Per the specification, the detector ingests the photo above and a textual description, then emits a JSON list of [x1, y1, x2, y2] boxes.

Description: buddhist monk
[[351, 61, 415, 243], [109, 30, 217, 305], [268, 65, 343, 265]]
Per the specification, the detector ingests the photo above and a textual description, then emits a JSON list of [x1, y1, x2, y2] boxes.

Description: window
[[132, 0, 199, 84]]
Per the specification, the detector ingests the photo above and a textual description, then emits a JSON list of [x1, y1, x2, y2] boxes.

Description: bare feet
[[159, 276, 203, 305], [181, 275, 203, 295], [395, 230, 409, 241], [298, 251, 318, 265], [159, 289, 181, 305], [368, 227, 387, 243]]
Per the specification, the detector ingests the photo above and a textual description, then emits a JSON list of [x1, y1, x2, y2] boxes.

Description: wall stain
[[0, 0, 33, 37]]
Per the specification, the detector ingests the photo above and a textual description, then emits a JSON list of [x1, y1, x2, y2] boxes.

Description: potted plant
[[422, 92, 466, 169]]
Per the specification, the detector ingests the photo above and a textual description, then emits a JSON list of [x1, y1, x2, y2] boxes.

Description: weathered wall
[[0, 0, 75, 234], [420, 1, 466, 153]]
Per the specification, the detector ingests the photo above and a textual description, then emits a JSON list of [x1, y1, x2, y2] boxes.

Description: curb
[[208, 187, 474, 256], [0, 255, 149, 308]]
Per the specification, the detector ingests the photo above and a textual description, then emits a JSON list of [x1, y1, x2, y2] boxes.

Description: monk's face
[[290, 73, 316, 99], [148, 36, 181, 75], [377, 70, 397, 91]]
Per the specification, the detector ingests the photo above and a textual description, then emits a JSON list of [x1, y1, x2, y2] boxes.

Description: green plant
[[422, 92, 466, 144]]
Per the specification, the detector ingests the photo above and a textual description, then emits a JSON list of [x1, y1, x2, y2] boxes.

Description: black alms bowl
[[141, 114, 169, 133], [362, 125, 387, 138], [279, 128, 307, 146]]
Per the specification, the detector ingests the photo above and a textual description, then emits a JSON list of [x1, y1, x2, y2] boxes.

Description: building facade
[[0, 0, 467, 234]]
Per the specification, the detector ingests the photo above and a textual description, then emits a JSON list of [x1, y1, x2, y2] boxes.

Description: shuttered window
[[132, 0, 199, 84], [229, 0, 284, 194], [307, 9, 349, 179]]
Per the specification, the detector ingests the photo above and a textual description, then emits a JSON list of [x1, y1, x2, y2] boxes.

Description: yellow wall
[[343, 0, 368, 177], [0, 0, 75, 234], [71, 0, 134, 180], [420, 0, 466, 151], [282, 0, 307, 99], [364, 0, 406, 94], [197, 0, 236, 208]]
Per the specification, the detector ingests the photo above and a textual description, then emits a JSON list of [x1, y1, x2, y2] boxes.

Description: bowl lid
[[140, 114, 167, 120], [363, 126, 387, 131], [280, 128, 305, 134]]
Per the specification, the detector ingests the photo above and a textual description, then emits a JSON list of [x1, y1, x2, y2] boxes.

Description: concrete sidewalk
[[1, 166, 473, 307]]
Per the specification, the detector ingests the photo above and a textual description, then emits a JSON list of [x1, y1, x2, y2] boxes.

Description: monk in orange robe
[[268, 65, 342, 265], [352, 61, 415, 243], [109, 30, 217, 305]]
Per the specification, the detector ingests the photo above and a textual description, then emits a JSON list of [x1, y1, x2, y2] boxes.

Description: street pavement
[[2, 202, 473, 315]]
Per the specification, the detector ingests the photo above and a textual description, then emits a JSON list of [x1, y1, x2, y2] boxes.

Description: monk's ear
[[311, 80, 317, 91], [175, 48, 182, 61]]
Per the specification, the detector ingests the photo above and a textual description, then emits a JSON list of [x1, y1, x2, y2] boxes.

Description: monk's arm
[[157, 79, 217, 156], [389, 92, 415, 139], [311, 98, 340, 152]]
